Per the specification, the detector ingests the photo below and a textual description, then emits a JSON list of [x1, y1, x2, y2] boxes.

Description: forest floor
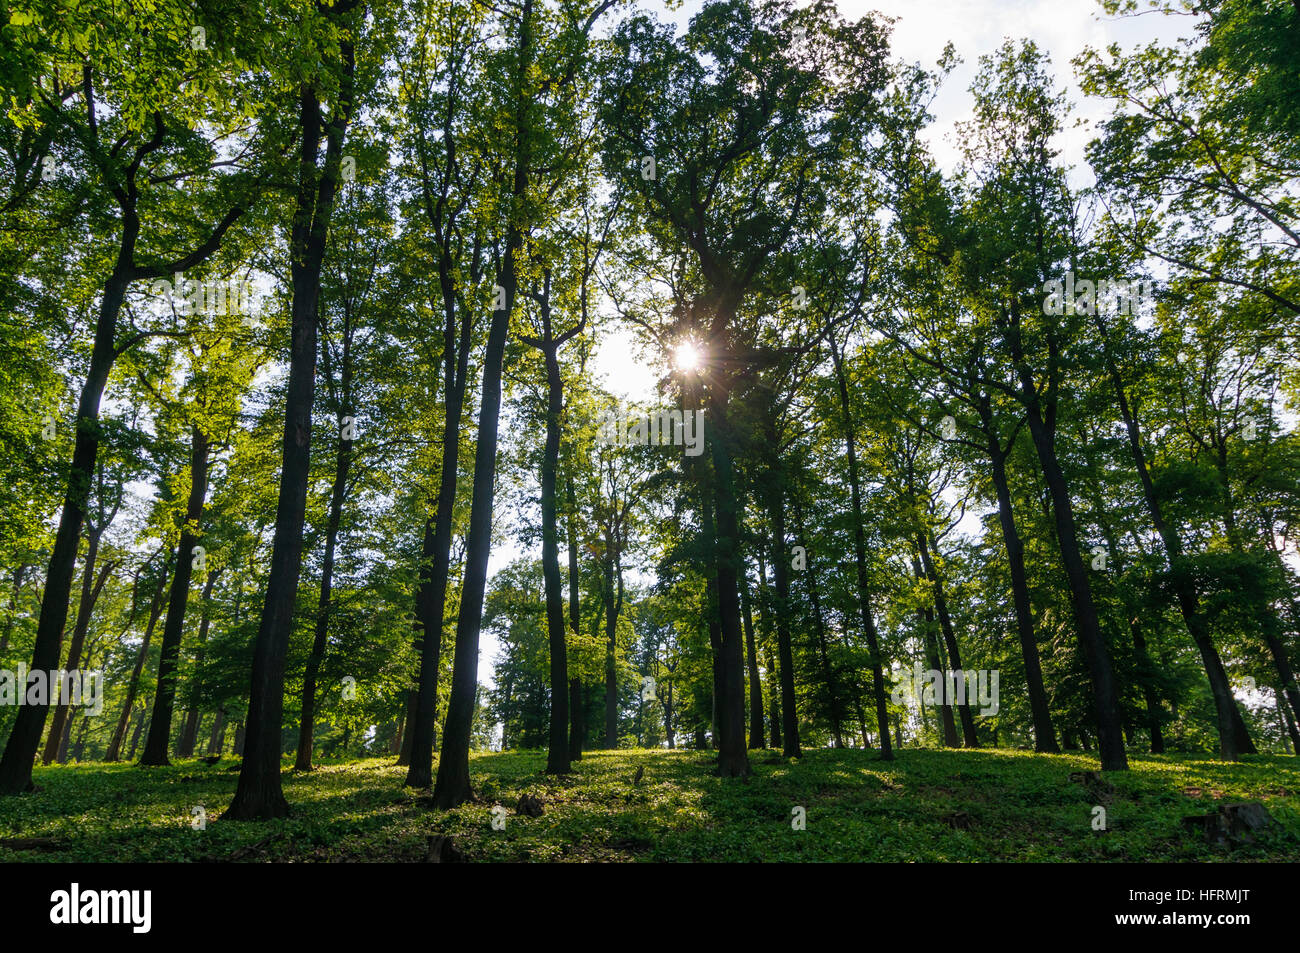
[[0, 747, 1297, 862]]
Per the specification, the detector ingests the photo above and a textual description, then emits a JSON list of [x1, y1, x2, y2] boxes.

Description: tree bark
[[295, 413, 354, 771], [765, 466, 800, 758], [528, 288, 572, 775], [0, 260, 131, 792], [603, 542, 623, 749], [739, 566, 765, 748], [794, 499, 844, 748], [106, 573, 167, 762], [917, 532, 978, 747], [978, 392, 1058, 752], [226, 42, 356, 820], [1009, 339, 1127, 770], [43, 534, 112, 764], [566, 476, 584, 762], [178, 569, 220, 758], [140, 427, 211, 765], [828, 331, 892, 758], [1092, 313, 1251, 759]]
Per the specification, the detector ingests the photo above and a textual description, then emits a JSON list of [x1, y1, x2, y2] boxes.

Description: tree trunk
[[296, 417, 354, 771], [980, 398, 1058, 752], [405, 250, 475, 787], [106, 573, 168, 762], [226, 50, 355, 820], [828, 332, 892, 758], [918, 533, 978, 747], [1276, 686, 1300, 756], [1130, 619, 1166, 753], [178, 569, 220, 759], [1013, 359, 1127, 770], [141, 427, 211, 766], [705, 390, 752, 777], [0, 565, 25, 655], [794, 499, 844, 748], [740, 567, 765, 748], [765, 644, 782, 750], [0, 258, 132, 793], [537, 330, 570, 774], [915, 573, 958, 748], [603, 546, 622, 748], [207, 706, 226, 756], [430, 0, 536, 809], [566, 477, 584, 762], [756, 549, 782, 750], [71, 716, 89, 762], [127, 705, 147, 760], [43, 534, 112, 764], [1093, 314, 1251, 759], [766, 474, 800, 758]]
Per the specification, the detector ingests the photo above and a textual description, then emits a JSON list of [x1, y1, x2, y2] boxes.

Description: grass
[[0, 747, 1297, 862]]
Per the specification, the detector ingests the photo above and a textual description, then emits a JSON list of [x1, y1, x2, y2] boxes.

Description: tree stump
[[425, 835, 463, 863], [516, 793, 544, 817], [1181, 802, 1280, 846]]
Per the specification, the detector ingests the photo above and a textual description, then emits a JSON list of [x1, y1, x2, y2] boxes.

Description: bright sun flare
[[674, 341, 702, 372]]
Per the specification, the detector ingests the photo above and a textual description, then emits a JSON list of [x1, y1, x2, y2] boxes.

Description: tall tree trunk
[[535, 323, 570, 774], [700, 489, 722, 751], [127, 705, 147, 760], [71, 716, 89, 763], [1130, 619, 1166, 753], [766, 469, 800, 758], [566, 476, 584, 762], [106, 573, 168, 762], [43, 534, 112, 764], [141, 427, 211, 766], [740, 567, 765, 748], [207, 706, 226, 756], [430, 0, 535, 809], [1012, 352, 1127, 770], [828, 332, 892, 758], [917, 533, 978, 747], [603, 546, 623, 749], [793, 498, 844, 748], [1276, 686, 1300, 756], [979, 394, 1058, 752], [226, 45, 356, 820], [756, 548, 782, 749], [178, 569, 220, 759], [660, 678, 675, 748], [405, 243, 476, 788], [913, 561, 958, 748], [0, 257, 132, 793], [1093, 314, 1251, 759], [765, 643, 782, 750], [296, 417, 354, 771], [705, 389, 752, 777]]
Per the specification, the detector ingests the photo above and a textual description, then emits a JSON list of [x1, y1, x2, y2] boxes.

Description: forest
[[0, 0, 1298, 866]]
